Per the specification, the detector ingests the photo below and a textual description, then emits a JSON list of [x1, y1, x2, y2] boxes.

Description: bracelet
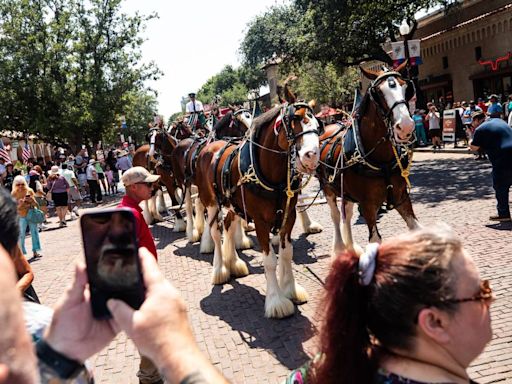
[[36, 339, 85, 380]]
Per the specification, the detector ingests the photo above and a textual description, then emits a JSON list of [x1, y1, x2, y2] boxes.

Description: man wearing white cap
[[86, 159, 102, 204], [118, 166, 163, 384]]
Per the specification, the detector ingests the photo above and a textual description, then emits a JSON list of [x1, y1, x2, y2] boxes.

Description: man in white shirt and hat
[[185, 92, 206, 131], [86, 159, 102, 204]]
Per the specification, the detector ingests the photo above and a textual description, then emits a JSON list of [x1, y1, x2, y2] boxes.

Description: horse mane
[[252, 105, 281, 137]]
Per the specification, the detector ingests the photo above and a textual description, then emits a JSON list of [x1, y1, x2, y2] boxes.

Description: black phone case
[[80, 208, 146, 319]]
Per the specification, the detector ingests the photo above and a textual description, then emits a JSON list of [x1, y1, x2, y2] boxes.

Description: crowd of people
[[0, 144, 135, 260], [410, 94, 512, 152]]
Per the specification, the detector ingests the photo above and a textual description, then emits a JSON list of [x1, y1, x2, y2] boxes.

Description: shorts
[[77, 173, 87, 187], [113, 171, 120, 183], [52, 191, 68, 207], [429, 128, 441, 138], [68, 186, 82, 201], [98, 173, 105, 180]]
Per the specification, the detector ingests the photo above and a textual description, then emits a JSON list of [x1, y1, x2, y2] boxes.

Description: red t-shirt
[[117, 195, 157, 259]]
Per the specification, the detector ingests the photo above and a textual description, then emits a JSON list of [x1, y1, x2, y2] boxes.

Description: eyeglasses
[[440, 280, 493, 304]]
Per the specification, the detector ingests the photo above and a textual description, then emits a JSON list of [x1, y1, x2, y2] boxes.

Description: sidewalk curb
[[413, 147, 476, 154]]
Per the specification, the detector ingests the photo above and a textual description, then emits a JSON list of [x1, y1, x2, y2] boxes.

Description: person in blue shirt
[[412, 110, 427, 146], [470, 111, 512, 222], [486, 94, 503, 119]]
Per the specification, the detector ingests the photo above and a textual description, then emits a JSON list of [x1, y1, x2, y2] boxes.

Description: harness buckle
[[286, 190, 294, 198]]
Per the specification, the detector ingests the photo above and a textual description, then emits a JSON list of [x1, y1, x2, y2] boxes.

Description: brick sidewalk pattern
[[28, 152, 512, 383]]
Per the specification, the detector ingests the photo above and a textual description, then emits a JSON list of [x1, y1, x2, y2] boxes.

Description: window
[[442, 56, 449, 69], [475, 46, 482, 61]]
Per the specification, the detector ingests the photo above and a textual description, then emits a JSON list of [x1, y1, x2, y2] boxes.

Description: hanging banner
[[407, 40, 423, 65]]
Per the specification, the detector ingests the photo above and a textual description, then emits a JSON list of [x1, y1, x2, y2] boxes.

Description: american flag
[[22, 143, 32, 164], [0, 140, 10, 163]]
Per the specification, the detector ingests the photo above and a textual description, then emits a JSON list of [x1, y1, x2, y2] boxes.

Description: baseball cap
[[121, 166, 160, 186], [471, 110, 485, 120]]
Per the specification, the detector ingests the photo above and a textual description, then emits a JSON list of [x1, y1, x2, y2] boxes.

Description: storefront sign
[[442, 109, 456, 142], [479, 52, 511, 71]]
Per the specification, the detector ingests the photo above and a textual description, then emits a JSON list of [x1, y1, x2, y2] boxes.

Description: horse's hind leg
[[235, 216, 253, 250], [194, 196, 205, 236], [223, 213, 249, 278], [395, 194, 421, 230], [142, 199, 153, 225], [297, 209, 323, 234], [279, 232, 308, 304], [208, 206, 229, 284], [360, 203, 382, 244], [185, 188, 200, 243], [341, 201, 364, 255], [172, 188, 186, 232], [325, 192, 343, 257], [255, 221, 294, 319]]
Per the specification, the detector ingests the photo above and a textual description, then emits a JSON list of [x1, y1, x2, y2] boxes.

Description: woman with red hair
[[287, 226, 493, 384]]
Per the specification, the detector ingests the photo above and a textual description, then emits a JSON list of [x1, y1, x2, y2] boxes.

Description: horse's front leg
[[278, 231, 308, 305], [185, 187, 200, 243], [255, 220, 294, 319], [208, 205, 229, 285], [325, 191, 343, 257], [395, 193, 421, 230], [341, 201, 364, 255]]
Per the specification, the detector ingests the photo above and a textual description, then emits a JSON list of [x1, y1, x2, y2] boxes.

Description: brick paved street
[[28, 151, 512, 383]]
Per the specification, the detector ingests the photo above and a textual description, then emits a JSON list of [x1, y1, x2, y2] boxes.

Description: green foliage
[[0, 0, 161, 148], [241, 1, 445, 69], [296, 0, 444, 66], [239, 4, 304, 69], [196, 64, 266, 106], [290, 64, 359, 108]]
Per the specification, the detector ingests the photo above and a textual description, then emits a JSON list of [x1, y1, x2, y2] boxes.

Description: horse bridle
[[368, 71, 415, 122], [281, 102, 322, 144]]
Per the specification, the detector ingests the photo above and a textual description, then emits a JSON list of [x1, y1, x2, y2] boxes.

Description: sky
[[122, 0, 285, 119]]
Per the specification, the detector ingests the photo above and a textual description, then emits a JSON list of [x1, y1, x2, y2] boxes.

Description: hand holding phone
[[80, 208, 145, 319]]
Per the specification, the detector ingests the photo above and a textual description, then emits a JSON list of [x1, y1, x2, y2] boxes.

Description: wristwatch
[[36, 339, 85, 379]]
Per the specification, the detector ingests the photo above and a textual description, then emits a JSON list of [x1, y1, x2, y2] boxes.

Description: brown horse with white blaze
[[299, 63, 419, 256], [195, 83, 321, 319]]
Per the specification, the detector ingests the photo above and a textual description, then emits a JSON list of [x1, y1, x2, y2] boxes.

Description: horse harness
[[213, 102, 320, 234]]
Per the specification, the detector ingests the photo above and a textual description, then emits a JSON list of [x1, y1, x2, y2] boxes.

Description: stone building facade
[[416, 0, 512, 105]]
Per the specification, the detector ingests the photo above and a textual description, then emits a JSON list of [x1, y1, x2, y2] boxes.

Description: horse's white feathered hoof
[[187, 228, 200, 244], [283, 282, 308, 305], [200, 234, 215, 254], [264, 294, 295, 319], [211, 265, 230, 285], [304, 221, 323, 234], [230, 258, 249, 278], [173, 218, 186, 232], [235, 235, 253, 250]]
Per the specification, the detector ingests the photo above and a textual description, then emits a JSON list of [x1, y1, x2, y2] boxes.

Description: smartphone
[[80, 208, 145, 319]]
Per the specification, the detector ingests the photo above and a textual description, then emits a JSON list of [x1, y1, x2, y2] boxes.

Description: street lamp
[[399, 20, 411, 36]]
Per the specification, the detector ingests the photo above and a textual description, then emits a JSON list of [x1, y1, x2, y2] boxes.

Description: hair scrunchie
[[358, 243, 379, 286]]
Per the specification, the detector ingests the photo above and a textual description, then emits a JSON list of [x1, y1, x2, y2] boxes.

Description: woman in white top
[[425, 103, 442, 150]]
